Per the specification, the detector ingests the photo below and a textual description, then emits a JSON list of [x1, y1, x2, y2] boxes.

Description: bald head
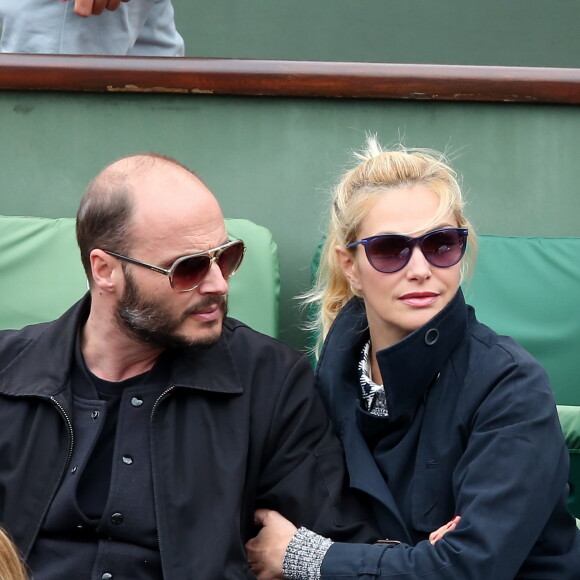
[[76, 154, 220, 282]]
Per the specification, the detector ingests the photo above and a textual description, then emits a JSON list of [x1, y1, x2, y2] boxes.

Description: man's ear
[[89, 249, 119, 292], [335, 245, 363, 292]]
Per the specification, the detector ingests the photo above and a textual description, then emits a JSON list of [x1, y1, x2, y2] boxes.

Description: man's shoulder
[[222, 317, 306, 367], [0, 320, 54, 371], [0, 319, 54, 346]]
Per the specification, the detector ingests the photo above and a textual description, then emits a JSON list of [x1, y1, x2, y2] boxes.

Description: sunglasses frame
[[104, 238, 246, 292], [347, 227, 468, 273]]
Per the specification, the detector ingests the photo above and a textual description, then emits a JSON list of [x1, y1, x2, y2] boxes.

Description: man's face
[[115, 265, 228, 350], [111, 165, 232, 350]]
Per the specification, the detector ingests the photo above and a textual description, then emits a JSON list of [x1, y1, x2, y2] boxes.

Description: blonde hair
[[0, 528, 27, 580], [305, 138, 476, 350]]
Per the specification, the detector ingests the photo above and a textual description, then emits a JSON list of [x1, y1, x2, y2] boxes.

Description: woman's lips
[[399, 292, 439, 307]]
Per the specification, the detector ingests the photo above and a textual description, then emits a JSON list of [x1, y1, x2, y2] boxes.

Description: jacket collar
[[0, 294, 244, 399], [376, 288, 468, 423], [317, 288, 468, 425]]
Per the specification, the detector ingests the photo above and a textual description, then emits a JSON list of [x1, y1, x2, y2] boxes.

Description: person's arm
[[66, 0, 130, 17], [246, 512, 460, 580], [251, 353, 379, 545], [250, 346, 573, 579]]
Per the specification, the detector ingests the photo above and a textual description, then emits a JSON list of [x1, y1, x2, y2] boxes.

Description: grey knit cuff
[[282, 527, 333, 580]]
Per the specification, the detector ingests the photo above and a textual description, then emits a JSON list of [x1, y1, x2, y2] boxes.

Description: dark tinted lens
[[366, 236, 412, 273], [421, 230, 465, 267], [217, 242, 245, 278], [172, 256, 210, 290]]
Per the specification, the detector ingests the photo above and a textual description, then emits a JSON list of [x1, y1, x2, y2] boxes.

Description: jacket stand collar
[[376, 289, 468, 424]]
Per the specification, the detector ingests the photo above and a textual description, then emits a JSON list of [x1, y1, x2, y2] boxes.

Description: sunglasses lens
[[422, 230, 466, 267], [169, 241, 245, 291], [217, 241, 245, 278], [366, 236, 411, 273], [172, 256, 210, 291], [363, 229, 467, 273]]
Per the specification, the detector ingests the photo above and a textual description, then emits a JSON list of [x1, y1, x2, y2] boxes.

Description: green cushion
[[0, 215, 279, 337], [464, 235, 580, 406], [557, 405, 580, 519]]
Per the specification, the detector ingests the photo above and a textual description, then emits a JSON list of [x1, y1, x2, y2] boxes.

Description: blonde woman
[[247, 140, 580, 579], [0, 528, 26, 580]]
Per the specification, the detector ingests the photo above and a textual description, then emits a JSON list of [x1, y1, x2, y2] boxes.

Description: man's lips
[[185, 297, 226, 321], [398, 292, 439, 307]]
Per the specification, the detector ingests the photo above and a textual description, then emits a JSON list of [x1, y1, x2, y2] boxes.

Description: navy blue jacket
[[317, 290, 580, 579]]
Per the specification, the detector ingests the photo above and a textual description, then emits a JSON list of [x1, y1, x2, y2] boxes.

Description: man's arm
[[252, 353, 378, 544]]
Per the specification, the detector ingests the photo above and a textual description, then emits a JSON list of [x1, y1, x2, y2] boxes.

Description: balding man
[[0, 154, 376, 579]]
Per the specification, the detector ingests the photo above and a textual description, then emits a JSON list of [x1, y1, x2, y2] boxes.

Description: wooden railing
[[1, 54, 580, 104]]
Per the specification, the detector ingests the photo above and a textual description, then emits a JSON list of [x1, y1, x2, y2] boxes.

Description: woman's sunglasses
[[104, 239, 246, 292], [347, 228, 468, 273]]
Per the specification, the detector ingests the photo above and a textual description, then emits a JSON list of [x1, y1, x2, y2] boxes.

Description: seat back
[[464, 235, 580, 407], [462, 235, 580, 519], [557, 406, 580, 520], [0, 215, 279, 337]]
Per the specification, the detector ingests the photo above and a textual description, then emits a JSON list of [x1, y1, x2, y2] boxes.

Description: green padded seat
[[464, 235, 580, 407], [557, 406, 580, 520], [0, 215, 279, 337]]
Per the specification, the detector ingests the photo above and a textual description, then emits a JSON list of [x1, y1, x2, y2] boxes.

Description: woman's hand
[[429, 515, 461, 545], [246, 509, 297, 580]]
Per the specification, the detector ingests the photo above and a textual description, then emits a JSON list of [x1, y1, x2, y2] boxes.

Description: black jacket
[[0, 296, 376, 579], [317, 290, 580, 579]]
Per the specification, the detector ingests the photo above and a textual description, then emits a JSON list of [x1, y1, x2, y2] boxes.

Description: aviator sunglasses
[[104, 239, 246, 292], [347, 228, 468, 273]]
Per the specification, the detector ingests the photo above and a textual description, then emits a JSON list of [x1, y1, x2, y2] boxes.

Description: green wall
[[173, 0, 580, 67], [1, 91, 580, 349]]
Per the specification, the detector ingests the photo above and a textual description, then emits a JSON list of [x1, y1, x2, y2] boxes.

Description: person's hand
[[246, 509, 297, 580], [429, 515, 461, 545], [66, 0, 131, 17]]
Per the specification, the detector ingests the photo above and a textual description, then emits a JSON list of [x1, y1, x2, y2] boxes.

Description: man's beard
[[115, 270, 227, 350]]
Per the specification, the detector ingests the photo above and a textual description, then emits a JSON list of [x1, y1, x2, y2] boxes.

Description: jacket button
[[111, 512, 124, 525], [102, 574, 113, 580], [131, 397, 143, 407], [425, 328, 439, 345], [91, 410, 100, 420], [122, 455, 133, 465]]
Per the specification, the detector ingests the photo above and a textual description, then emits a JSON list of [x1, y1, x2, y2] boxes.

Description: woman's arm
[[246, 511, 460, 580]]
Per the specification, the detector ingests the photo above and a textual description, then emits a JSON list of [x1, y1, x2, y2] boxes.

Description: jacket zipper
[[24, 396, 74, 557], [150, 386, 175, 573], [151, 386, 175, 417], [50, 395, 75, 471]]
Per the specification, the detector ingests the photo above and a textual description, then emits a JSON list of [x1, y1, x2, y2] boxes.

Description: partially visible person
[[0, 528, 27, 580], [247, 139, 580, 579], [0, 0, 184, 55]]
